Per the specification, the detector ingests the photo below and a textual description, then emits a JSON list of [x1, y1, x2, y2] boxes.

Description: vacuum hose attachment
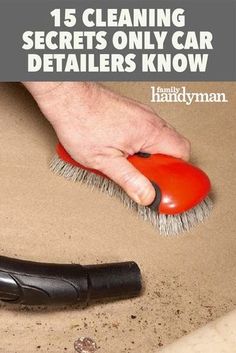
[[0, 257, 142, 305]]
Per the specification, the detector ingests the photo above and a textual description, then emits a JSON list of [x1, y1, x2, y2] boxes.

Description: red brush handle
[[56, 143, 211, 215]]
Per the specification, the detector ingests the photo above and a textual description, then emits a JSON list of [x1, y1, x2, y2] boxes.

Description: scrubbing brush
[[50, 143, 212, 235]]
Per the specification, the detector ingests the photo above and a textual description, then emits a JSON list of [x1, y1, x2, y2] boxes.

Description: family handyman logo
[[151, 86, 228, 105]]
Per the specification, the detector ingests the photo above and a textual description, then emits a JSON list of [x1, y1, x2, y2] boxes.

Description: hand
[[23, 82, 191, 206]]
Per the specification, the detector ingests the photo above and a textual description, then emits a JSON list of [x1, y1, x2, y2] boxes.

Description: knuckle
[[180, 137, 191, 160], [144, 115, 161, 132], [90, 153, 105, 170], [77, 149, 104, 170], [183, 137, 191, 153]]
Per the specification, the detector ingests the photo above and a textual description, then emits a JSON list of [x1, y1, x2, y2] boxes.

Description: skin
[[23, 82, 191, 206]]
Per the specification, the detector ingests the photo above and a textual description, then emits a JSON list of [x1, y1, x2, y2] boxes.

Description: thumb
[[100, 156, 156, 206]]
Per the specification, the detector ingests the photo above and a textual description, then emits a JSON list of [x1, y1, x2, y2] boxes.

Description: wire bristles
[[50, 155, 213, 236]]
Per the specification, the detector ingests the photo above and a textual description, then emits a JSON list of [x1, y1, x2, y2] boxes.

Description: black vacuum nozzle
[[84, 262, 142, 300], [0, 256, 142, 305]]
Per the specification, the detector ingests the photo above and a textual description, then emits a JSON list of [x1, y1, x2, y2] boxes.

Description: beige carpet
[[0, 82, 235, 352]]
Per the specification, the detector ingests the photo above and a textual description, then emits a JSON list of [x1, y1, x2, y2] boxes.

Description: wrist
[[23, 82, 94, 127], [23, 81, 93, 98], [22, 82, 64, 97]]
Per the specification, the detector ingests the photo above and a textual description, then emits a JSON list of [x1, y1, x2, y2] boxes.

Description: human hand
[[23, 82, 190, 206]]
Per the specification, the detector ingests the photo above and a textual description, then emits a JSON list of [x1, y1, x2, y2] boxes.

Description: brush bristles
[[50, 155, 213, 236]]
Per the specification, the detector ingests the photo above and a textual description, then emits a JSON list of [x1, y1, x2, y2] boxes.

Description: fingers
[[100, 155, 156, 206], [127, 101, 191, 161], [142, 119, 191, 161], [154, 125, 191, 161]]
